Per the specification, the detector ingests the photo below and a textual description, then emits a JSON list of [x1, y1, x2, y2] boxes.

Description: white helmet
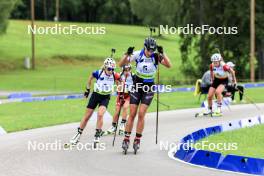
[[104, 57, 116, 69], [226, 61, 235, 68], [211, 53, 222, 62]]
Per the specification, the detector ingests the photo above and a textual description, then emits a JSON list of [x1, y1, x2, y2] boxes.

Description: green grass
[[1, 87, 264, 132], [0, 20, 184, 91], [0, 91, 198, 132], [196, 124, 264, 158]]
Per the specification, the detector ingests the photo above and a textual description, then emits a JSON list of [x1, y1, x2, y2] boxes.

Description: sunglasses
[[106, 67, 114, 71], [147, 49, 155, 53]]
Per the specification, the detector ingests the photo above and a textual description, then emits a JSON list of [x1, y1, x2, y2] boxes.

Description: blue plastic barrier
[[205, 126, 222, 136], [181, 134, 194, 143], [54, 95, 67, 100], [44, 96, 56, 101], [175, 144, 196, 162], [191, 129, 207, 142], [218, 155, 264, 175], [66, 94, 83, 99], [22, 97, 44, 102], [189, 150, 222, 168], [8, 93, 32, 99]]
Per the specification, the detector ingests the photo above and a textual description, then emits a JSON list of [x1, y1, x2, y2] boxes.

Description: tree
[[176, 0, 264, 80], [0, 0, 20, 34]]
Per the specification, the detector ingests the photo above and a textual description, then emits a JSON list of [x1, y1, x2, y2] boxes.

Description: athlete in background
[[68, 58, 120, 146], [104, 64, 134, 135], [205, 53, 237, 116]]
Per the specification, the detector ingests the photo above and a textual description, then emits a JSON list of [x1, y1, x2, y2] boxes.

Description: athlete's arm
[[87, 74, 94, 90], [229, 68, 237, 85], [160, 53, 171, 68], [119, 47, 135, 67], [119, 54, 130, 67], [84, 74, 94, 98], [210, 64, 214, 83]]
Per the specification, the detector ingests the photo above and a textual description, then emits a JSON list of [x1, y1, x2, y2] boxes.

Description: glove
[[154, 53, 164, 63], [157, 45, 163, 54], [126, 47, 134, 55], [84, 88, 90, 98]]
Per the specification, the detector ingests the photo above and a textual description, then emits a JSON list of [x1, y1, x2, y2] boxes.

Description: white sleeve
[[128, 50, 140, 62]]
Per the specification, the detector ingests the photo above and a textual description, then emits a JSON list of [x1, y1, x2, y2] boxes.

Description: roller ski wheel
[[122, 139, 130, 155], [93, 141, 99, 149], [133, 139, 140, 155], [94, 129, 103, 148], [64, 142, 76, 149], [93, 137, 100, 149]]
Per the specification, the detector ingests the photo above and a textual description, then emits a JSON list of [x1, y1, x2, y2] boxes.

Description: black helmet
[[144, 37, 157, 51]]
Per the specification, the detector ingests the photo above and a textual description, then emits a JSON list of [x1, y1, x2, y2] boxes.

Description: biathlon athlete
[[104, 64, 134, 135], [119, 37, 171, 152], [69, 58, 120, 146], [205, 53, 237, 116]]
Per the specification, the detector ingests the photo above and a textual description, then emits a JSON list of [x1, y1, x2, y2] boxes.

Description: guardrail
[[168, 115, 264, 175]]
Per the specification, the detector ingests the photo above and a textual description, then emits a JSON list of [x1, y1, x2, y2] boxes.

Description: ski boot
[[103, 126, 117, 136], [133, 138, 140, 155], [122, 138, 130, 155], [64, 127, 82, 148], [118, 123, 125, 135]]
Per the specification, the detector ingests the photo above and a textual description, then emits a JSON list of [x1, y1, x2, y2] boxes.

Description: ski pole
[[156, 58, 160, 145], [112, 75, 127, 147], [236, 87, 262, 112], [154, 98, 170, 109]]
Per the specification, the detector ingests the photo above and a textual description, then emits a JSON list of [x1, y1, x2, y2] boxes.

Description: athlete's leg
[[237, 85, 244, 101], [215, 84, 225, 113], [135, 103, 149, 134], [215, 84, 225, 104], [79, 108, 94, 129], [121, 99, 130, 121], [112, 105, 121, 124], [96, 105, 107, 130], [208, 87, 216, 109], [125, 104, 138, 133]]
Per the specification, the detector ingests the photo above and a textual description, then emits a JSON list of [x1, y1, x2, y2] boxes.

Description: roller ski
[[133, 138, 140, 155], [103, 126, 117, 136], [122, 138, 130, 155], [118, 122, 125, 135], [94, 129, 103, 148], [64, 127, 82, 148], [195, 108, 213, 118], [195, 108, 222, 118]]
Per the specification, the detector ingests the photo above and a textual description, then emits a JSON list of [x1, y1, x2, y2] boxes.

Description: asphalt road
[[0, 103, 263, 176]]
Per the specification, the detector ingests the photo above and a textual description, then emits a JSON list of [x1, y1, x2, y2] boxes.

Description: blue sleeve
[[92, 70, 99, 79]]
